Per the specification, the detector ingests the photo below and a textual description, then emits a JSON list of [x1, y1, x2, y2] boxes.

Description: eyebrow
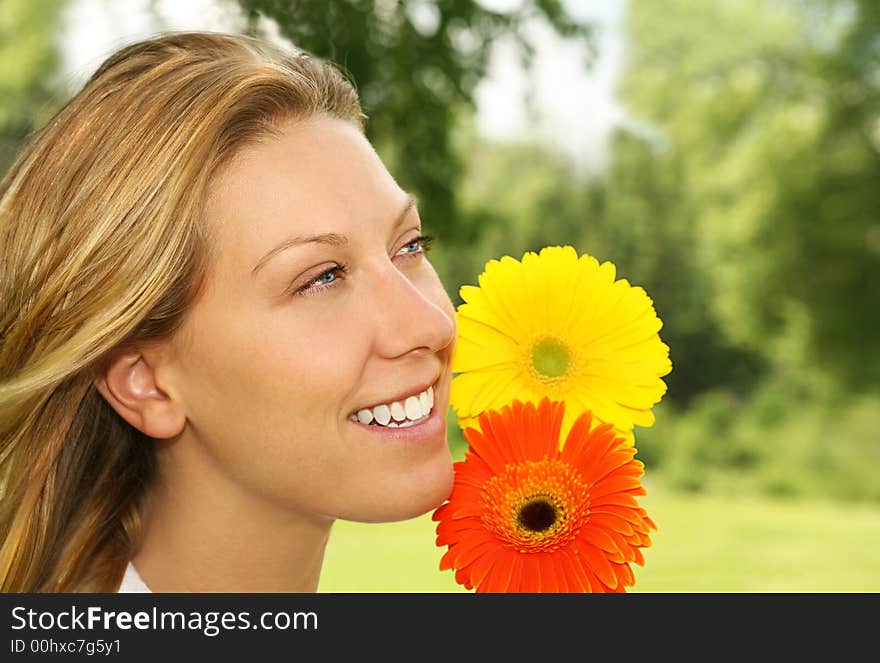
[[251, 193, 419, 276]]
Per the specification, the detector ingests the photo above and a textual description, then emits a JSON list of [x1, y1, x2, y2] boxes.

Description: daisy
[[450, 245, 671, 443], [434, 397, 656, 592]]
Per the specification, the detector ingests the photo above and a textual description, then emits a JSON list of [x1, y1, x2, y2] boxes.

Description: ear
[[94, 347, 186, 439]]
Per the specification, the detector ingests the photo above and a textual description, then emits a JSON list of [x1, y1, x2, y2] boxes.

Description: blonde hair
[[0, 31, 365, 592]]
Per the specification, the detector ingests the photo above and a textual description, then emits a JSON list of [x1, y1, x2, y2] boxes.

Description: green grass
[[318, 483, 880, 592]]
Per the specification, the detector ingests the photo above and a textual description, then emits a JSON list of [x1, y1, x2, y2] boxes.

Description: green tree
[[759, 0, 880, 385], [236, 0, 595, 247], [434, 113, 592, 298], [586, 128, 767, 406], [609, 0, 880, 501], [620, 0, 880, 386], [0, 0, 66, 175]]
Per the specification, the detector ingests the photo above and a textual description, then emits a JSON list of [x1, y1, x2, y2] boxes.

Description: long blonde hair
[[0, 31, 365, 592]]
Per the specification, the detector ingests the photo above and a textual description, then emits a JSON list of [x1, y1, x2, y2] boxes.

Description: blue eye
[[292, 263, 348, 298], [400, 234, 435, 257], [291, 234, 435, 298]]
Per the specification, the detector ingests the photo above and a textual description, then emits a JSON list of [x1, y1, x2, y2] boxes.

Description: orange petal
[[484, 550, 517, 593], [631, 546, 646, 567], [589, 512, 635, 536], [453, 539, 499, 570], [503, 406, 541, 463], [604, 528, 638, 563], [609, 562, 631, 592], [591, 492, 640, 509], [479, 409, 518, 463], [435, 516, 486, 544], [560, 410, 595, 463], [580, 562, 609, 593], [616, 561, 635, 588], [470, 548, 498, 591], [593, 504, 647, 525], [520, 554, 542, 593], [578, 449, 638, 485], [444, 502, 486, 520], [454, 565, 472, 589], [573, 538, 618, 591], [558, 546, 592, 592], [580, 428, 621, 474], [439, 547, 456, 571], [507, 554, 525, 593], [550, 552, 571, 593], [590, 475, 644, 499], [535, 397, 565, 458], [505, 400, 534, 462], [580, 526, 621, 555], [455, 455, 494, 486], [539, 554, 559, 593], [463, 427, 510, 475]]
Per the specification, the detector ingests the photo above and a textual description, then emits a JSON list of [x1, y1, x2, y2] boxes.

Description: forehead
[[203, 115, 401, 263]]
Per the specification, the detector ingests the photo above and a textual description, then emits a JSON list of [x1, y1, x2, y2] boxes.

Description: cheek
[[172, 306, 375, 502], [178, 303, 368, 442], [226, 311, 369, 419]]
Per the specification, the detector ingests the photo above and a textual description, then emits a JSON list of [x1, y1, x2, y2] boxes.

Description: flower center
[[531, 338, 571, 379], [516, 496, 559, 533], [480, 458, 591, 553]]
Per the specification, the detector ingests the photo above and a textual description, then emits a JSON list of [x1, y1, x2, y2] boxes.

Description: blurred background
[[2, 0, 877, 591]]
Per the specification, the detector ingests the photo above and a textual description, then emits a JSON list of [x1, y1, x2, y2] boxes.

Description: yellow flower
[[450, 246, 671, 444]]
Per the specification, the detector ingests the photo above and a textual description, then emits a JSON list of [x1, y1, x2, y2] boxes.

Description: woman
[[0, 31, 457, 592]]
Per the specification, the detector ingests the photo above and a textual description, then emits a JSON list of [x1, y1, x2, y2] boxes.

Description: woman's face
[[162, 115, 457, 523]]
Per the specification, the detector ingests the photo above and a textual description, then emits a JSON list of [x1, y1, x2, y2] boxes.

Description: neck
[[130, 436, 334, 593]]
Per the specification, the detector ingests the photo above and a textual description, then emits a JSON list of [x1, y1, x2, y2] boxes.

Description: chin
[[396, 459, 455, 520], [350, 451, 455, 523]]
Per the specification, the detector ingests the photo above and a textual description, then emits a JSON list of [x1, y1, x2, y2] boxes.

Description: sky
[[57, 0, 627, 174], [473, 0, 626, 173]]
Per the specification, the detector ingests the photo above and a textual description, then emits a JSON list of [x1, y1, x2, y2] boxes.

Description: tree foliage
[[236, 0, 594, 245], [447, 0, 880, 501], [620, 0, 880, 387], [0, 0, 65, 174], [3, 0, 876, 499], [601, 0, 880, 501]]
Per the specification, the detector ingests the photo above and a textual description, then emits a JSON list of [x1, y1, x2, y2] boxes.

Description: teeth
[[390, 401, 406, 422], [388, 415, 428, 428], [349, 384, 436, 427], [405, 396, 422, 420], [373, 404, 391, 426]]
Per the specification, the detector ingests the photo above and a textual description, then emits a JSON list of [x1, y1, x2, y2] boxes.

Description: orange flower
[[433, 397, 656, 592]]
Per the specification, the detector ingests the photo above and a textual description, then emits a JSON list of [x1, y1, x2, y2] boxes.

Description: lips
[[347, 392, 445, 441]]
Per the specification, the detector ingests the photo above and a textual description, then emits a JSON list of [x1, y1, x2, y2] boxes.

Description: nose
[[366, 261, 456, 359]]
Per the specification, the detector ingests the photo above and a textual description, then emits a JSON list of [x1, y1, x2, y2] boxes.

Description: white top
[[117, 561, 152, 593]]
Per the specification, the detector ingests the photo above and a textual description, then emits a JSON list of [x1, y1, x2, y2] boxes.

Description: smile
[[348, 383, 435, 428]]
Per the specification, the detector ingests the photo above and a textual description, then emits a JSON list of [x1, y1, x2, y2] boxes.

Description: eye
[[398, 233, 434, 259], [291, 263, 348, 298], [291, 234, 436, 298]]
